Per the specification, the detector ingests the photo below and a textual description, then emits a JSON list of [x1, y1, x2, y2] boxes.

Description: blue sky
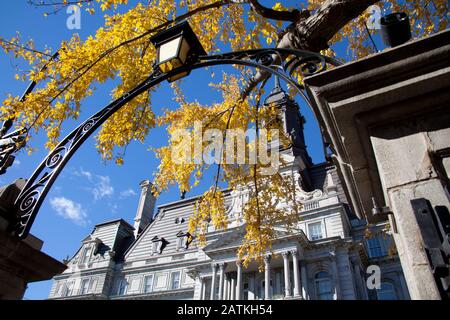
[[0, 1, 384, 300]]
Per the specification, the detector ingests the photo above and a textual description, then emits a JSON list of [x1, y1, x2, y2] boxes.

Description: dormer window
[[176, 231, 195, 250], [80, 246, 92, 264], [151, 236, 159, 255], [151, 236, 169, 254]]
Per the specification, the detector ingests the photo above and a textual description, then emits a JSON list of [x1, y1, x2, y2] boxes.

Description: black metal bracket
[[411, 198, 450, 299]]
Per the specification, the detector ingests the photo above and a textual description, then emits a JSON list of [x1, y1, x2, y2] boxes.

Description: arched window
[[377, 282, 397, 300], [315, 271, 333, 300]]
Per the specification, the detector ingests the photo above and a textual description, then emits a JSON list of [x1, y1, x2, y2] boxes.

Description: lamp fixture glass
[[150, 21, 206, 82]]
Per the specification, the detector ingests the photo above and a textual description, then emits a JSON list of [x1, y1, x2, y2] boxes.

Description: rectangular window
[[118, 279, 128, 295], [88, 278, 97, 294], [81, 246, 91, 264], [366, 237, 387, 258], [308, 222, 323, 240], [170, 271, 181, 290], [143, 275, 154, 293], [151, 241, 158, 255], [62, 281, 74, 297], [80, 278, 90, 295], [54, 282, 61, 297], [176, 237, 184, 251]]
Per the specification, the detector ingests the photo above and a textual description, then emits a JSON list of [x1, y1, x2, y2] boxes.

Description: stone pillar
[[227, 275, 232, 300], [197, 276, 204, 300], [353, 262, 367, 300], [210, 263, 217, 300], [370, 124, 446, 300], [282, 252, 292, 298], [291, 250, 302, 298], [225, 274, 230, 300], [300, 264, 308, 299], [264, 255, 271, 300], [230, 275, 236, 300], [330, 256, 340, 300], [248, 273, 255, 300], [194, 274, 203, 300], [236, 261, 242, 300], [201, 277, 206, 300], [218, 263, 226, 300]]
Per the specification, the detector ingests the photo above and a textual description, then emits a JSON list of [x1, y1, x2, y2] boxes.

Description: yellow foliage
[[0, 0, 447, 267]]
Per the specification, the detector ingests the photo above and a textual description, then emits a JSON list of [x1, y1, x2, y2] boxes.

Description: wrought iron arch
[[13, 48, 342, 238]]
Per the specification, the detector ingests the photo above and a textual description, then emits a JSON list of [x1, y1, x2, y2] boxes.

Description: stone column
[[218, 263, 226, 300], [291, 250, 302, 298], [225, 274, 230, 300], [230, 275, 236, 300], [201, 277, 207, 300], [199, 276, 205, 300], [300, 264, 308, 299], [248, 274, 255, 300], [264, 255, 271, 300], [282, 252, 292, 298], [236, 261, 242, 300], [353, 262, 367, 300], [330, 256, 341, 300], [210, 263, 217, 300]]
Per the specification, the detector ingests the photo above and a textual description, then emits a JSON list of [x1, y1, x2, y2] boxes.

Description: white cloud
[[50, 197, 88, 226], [72, 167, 93, 180], [79, 168, 93, 180], [92, 175, 114, 200], [120, 188, 137, 198], [72, 167, 114, 201]]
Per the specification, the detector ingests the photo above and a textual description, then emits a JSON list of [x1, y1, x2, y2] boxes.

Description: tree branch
[[244, 0, 380, 95], [248, 0, 308, 22], [0, 38, 53, 58], [27, 0, 93, 6], [291, 0, 381, 52]]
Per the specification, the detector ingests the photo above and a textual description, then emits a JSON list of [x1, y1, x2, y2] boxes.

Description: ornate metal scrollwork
[[13, 48, 341, 238]]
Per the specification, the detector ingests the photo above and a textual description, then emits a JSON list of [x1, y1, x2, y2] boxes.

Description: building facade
[[304, 29, 450, 299], [48, 79, 410, 301]]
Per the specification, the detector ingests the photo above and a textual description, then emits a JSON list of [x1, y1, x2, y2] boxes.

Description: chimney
[[133, 180, 156, 238]]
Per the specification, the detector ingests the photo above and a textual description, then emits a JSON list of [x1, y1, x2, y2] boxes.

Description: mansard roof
[[156, 189, 232, 211], [124, 190, 235, 261], [66, 217, 135, 265], [124, 198, 197, 261], [94, 218, 134, 230]]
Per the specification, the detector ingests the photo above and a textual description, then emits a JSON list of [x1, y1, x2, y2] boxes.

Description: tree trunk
[[246, 0, 380, 93]]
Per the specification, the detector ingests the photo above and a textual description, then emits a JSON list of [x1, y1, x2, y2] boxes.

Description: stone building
[[0, 179, 66, 299], [48, 71, 410, 301], [304, 29, 450, 300]]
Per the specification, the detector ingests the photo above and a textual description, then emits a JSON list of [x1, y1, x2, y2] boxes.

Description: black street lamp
[[150, 21, 206, 82]]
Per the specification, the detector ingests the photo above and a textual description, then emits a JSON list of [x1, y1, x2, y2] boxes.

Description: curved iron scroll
[[13, 48, 342, 238]]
